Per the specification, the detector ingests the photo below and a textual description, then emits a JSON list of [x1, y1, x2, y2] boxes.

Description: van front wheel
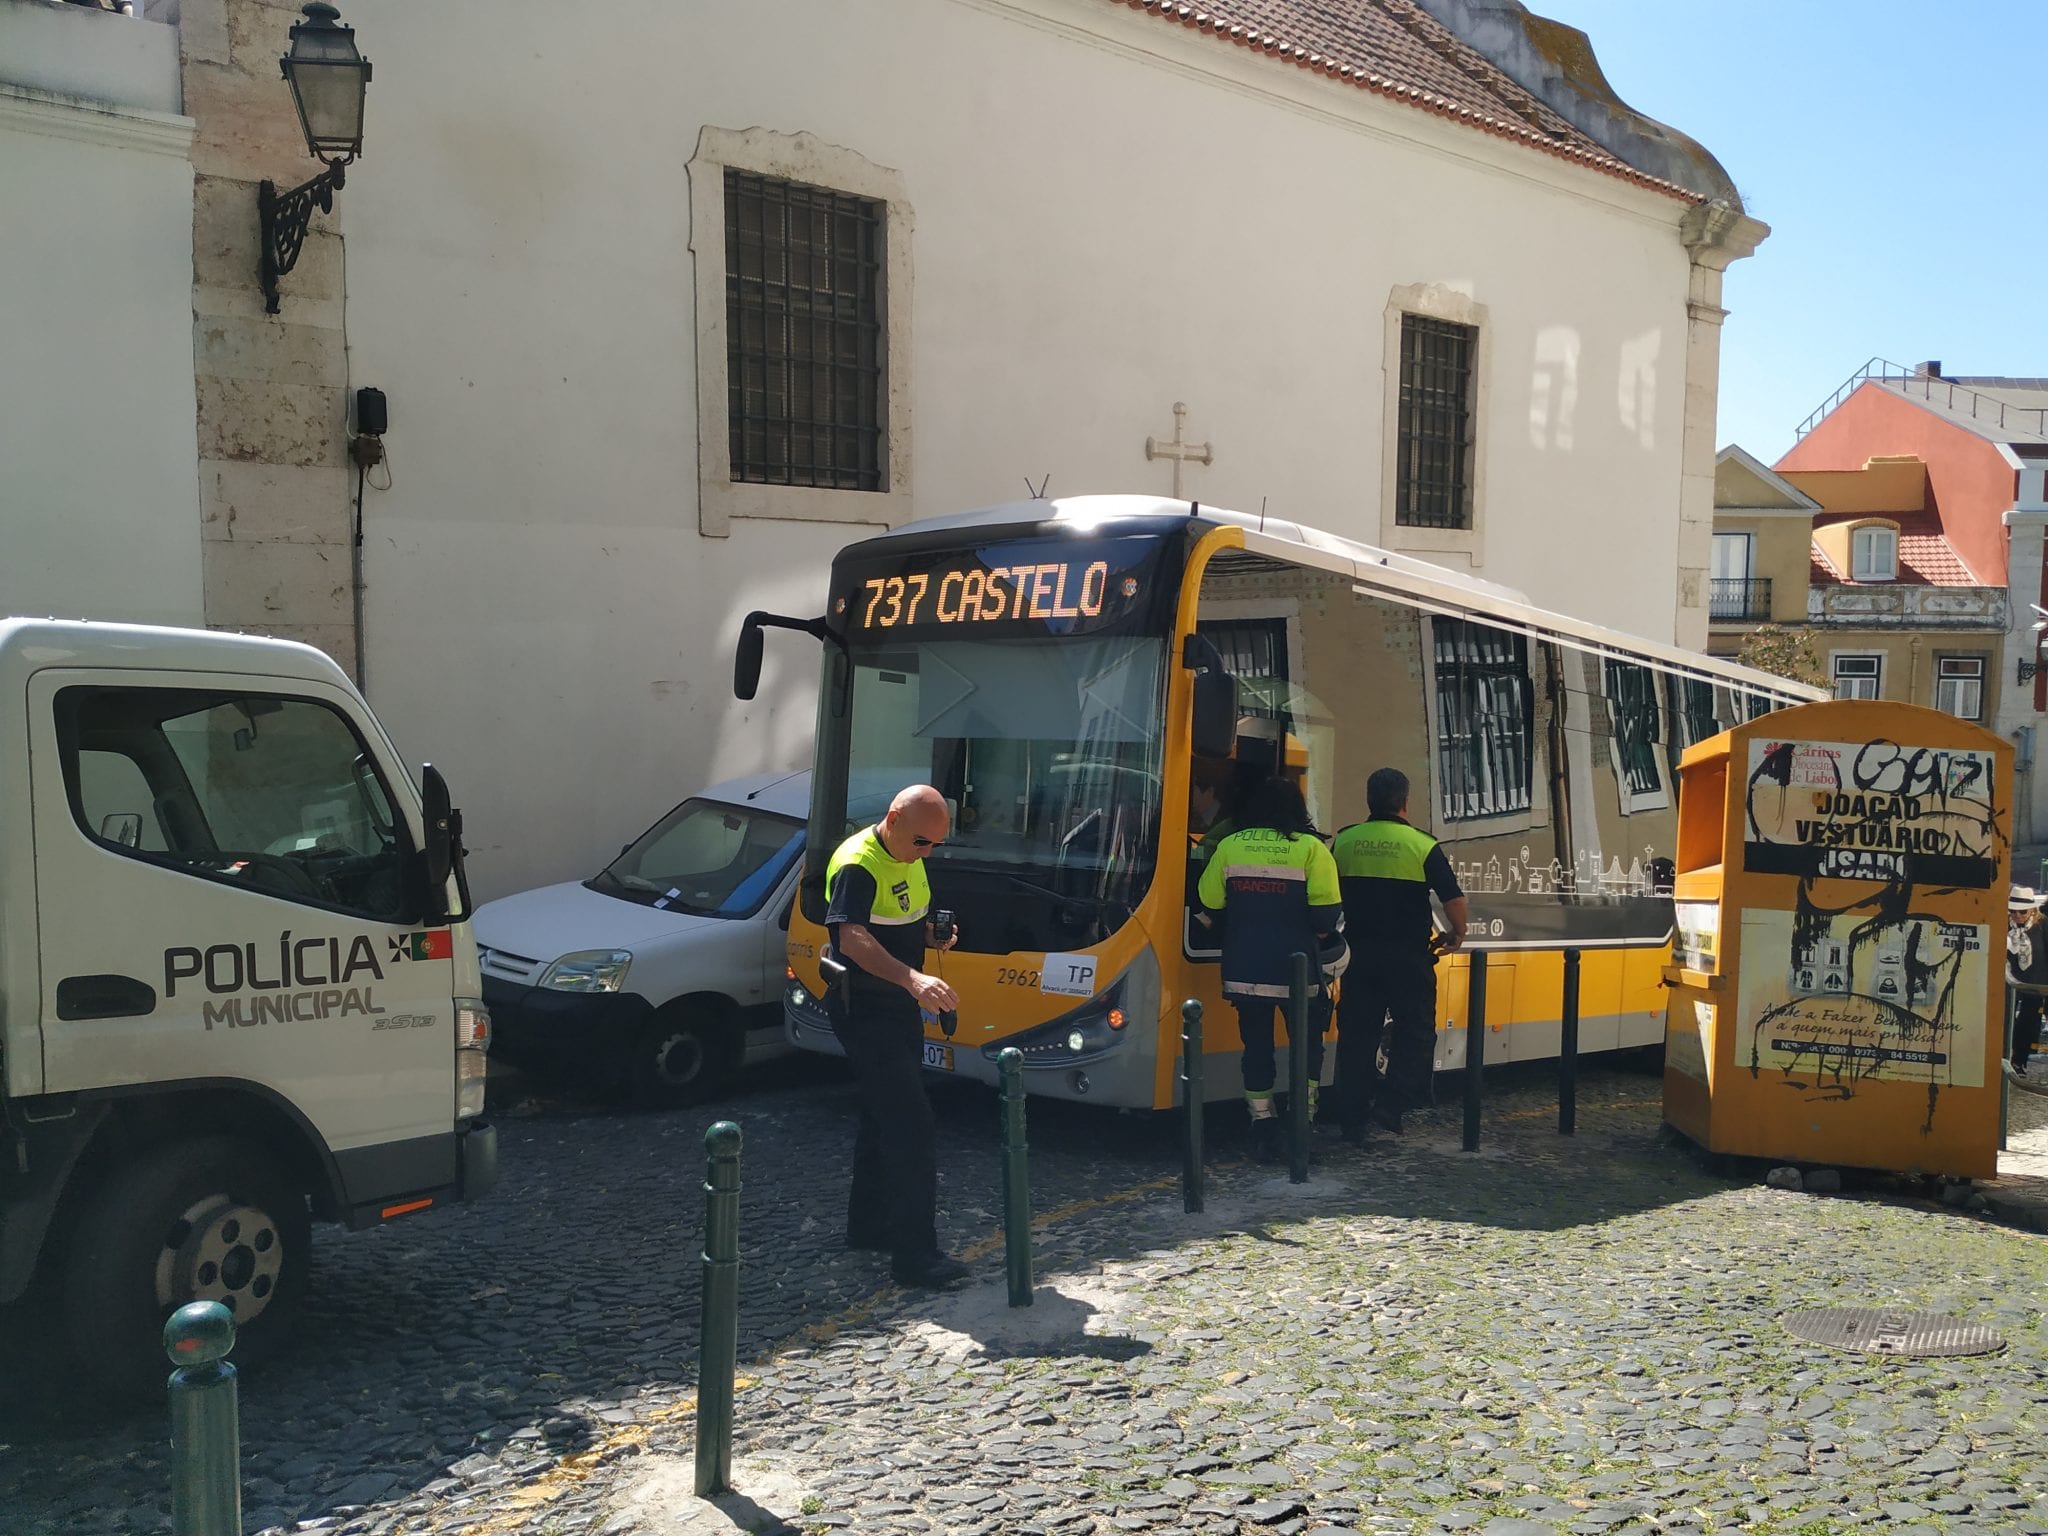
[[627, 1004, 735, 1108]]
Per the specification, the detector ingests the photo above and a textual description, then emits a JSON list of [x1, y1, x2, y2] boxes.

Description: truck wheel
[[60, 1137, 310, 1402], [628, 1004, 734, 1108]]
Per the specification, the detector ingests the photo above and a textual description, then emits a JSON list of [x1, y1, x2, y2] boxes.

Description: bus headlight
[[785, 965, 816, 1009], [987, 982, 1131, 1065], [540, 950, 632, 993]]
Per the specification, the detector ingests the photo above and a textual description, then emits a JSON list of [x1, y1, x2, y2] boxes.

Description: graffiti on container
[[1735, 737, 2003, 1118]]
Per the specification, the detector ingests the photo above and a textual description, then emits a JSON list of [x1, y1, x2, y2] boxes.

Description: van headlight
[[540, 950, 632, 993]]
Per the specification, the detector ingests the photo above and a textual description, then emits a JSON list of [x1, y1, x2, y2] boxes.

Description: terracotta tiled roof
[[1108, 1, 1699, 201], [1808, 513, 1981, 588]]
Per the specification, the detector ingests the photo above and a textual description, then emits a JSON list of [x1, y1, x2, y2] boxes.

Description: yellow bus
[[736, 495, 1821, 1111]]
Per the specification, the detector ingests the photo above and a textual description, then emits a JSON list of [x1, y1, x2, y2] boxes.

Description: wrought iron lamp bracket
[[2019, 659, 2042, 685], [258, 159, 347, 314]]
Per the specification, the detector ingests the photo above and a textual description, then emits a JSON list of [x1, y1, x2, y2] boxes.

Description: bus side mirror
[[1183, 634, 1238, 760], [734, 615, 766, 701]]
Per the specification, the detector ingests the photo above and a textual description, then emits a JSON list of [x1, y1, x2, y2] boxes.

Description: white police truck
[[0, 619, 495, 1400]]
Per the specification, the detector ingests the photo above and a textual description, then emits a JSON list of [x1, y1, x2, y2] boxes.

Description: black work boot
[[891, 1250, 971, 1289]]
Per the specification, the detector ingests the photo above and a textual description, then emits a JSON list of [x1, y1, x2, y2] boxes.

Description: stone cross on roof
[[1145, 401, 1214, 500]]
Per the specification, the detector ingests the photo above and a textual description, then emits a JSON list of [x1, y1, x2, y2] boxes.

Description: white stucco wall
[[0, 2, 200, 628], [338, 0, 1703, 899]]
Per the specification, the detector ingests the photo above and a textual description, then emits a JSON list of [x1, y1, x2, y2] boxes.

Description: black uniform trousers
[[1335, 955, 1437, 1127], [2014, 991, 2044, 1071], [829, 982, 939, 1263], [1231, 992, 1329, 1096]]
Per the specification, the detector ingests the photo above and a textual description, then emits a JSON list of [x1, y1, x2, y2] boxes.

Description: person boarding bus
[[1197, 777, 1342, 1160]]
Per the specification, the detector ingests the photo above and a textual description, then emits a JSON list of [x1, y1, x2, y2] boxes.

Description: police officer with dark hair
[[822, 784, 970, 1289], [1197, 776, 1342, 1160], [1332, 766, 1467, 1141]]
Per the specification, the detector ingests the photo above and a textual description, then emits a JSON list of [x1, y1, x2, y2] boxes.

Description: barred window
[[1396, 316, 1476, 529], [1432, 619, 1531, 820], [1668, 676, 1720, 761], [725, 170, 884, 491], [1604, 659, 1664, 801]]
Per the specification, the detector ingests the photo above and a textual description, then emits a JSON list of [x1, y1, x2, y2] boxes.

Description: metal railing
[[1796, 358, 2048, 441], [1709, 576, 1773, 621]]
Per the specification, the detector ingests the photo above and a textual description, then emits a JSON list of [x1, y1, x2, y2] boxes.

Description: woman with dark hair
[[1196, 776, 1341, 1159]]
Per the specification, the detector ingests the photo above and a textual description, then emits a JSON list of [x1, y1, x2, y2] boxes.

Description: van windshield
[[589, 799, 804, 917]]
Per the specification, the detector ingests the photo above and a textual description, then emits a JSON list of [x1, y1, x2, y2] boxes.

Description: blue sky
[[1530, 0, 2048, 465]]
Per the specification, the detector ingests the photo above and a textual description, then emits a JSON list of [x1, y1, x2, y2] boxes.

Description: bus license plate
[[922, 1042, 954, 1071]]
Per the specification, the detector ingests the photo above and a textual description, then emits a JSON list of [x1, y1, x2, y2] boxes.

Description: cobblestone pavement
[[3, 1057, 2043, 1536]]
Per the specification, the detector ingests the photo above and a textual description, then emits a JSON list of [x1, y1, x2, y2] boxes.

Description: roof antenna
[[1025, 473, 1051, 499], [1259, 496, 1268, 533]]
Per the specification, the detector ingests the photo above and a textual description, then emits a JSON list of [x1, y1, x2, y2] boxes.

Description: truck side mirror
[[418, 763, 473, 924], [1183, 634, 1239, 761], [734, 616, 766, 701], [422, 765, 454, 891]]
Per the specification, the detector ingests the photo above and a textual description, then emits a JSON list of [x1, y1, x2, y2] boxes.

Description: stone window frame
[[688, 128, 914, 537], [1380, 284, 1491, 563]]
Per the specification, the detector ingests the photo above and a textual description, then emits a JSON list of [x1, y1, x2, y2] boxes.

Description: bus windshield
[[835, 633, 1166, 954]]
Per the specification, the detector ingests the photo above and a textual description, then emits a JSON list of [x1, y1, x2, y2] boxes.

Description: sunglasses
[[912, 835, 946, 849]]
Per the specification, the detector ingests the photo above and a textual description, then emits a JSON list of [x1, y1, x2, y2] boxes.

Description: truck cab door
[[26, 671, 461, 1196]]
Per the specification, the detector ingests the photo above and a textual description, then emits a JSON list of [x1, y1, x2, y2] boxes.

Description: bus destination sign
[[837, 536, 1168, 640]]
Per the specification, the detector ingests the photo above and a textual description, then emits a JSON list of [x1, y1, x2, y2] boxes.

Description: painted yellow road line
[[409, 1166, 1202, 1532]]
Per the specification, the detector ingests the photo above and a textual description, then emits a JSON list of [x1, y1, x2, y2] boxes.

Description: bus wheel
[[628, 1004, 734, 1109], [61, 1136, 310, 1402]]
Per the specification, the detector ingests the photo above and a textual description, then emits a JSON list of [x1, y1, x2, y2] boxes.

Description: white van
[[475, 771, 808, 1105]]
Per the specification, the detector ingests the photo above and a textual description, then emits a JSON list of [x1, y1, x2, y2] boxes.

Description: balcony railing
[[1710, 577, 1772, 621]]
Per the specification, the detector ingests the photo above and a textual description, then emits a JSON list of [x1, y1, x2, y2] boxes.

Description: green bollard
[[165, 1300, 240, 1536], [1462, 952, 1489, 1153], [1181, 999, 1205, 1214], [1287, 952, 1311, 1184], [999, 1048, 1033, 1307], [1558, 947, 1582, 1137], [695, 1120, 742, 1498]]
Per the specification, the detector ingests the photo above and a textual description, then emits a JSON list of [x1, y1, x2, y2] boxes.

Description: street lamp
[[258, 2, 371, 314]]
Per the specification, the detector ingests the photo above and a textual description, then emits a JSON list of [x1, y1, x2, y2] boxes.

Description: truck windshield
[[589, 799, 804, 917], [835, 634, 1166, 953]]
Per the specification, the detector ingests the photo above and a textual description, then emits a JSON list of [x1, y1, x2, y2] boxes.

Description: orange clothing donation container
[[1663, 701, 2011, 1179]]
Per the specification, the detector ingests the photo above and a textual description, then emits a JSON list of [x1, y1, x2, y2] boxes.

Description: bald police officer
[[1331, 767, 1468, 1141], [823, 784, 971, 1289]]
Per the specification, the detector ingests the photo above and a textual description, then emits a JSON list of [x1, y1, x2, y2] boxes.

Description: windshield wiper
[[939, 863, 1117, 917], [587, 868, 671, 903]]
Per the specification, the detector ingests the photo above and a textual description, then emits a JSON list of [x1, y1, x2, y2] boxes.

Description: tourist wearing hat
[[2006, 888, 2047, 1078]]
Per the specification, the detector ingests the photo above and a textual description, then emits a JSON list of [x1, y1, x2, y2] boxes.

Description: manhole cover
[[1782, 1308, 2005, 1358]]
